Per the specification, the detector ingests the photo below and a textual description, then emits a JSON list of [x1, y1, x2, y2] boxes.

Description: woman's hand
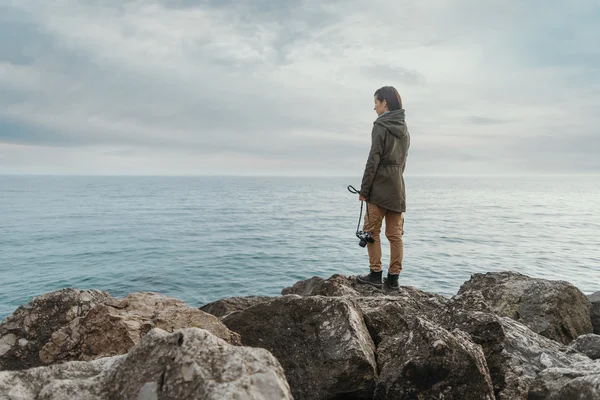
[[359, 194, 366, 202]]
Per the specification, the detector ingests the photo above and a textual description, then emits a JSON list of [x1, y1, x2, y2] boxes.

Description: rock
[[281, 274, 362, 296], [568, 334, 600, 360], [0, 334, 17, 356], [0, 288, 111, 371], [0, 353, 120, 399], [498, 317, 593, 397], [138, 382, 159, 400], [589, 291, 600, 334], [0, 328, 292, 400], [222, 295, 377, 400], [435, 290, 592, 399], [200, 296, 274, 318], [434, 292, 526, 399], [1, 290, 240, 371], [105, 328, 292, 400], [528, 360, 600, 399], [358, 297, 495, 399], [458, 271, 592, 344], [556, 373, 600, 400], [39, 292, 240, 365], [355, 293, 447, 328], [282, 274, 449, 306]]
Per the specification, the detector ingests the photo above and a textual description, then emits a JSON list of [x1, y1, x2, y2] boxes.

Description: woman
[[357, 86, 410, 289]]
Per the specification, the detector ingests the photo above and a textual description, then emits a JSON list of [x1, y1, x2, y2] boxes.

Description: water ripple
[[1, 175, 599, 319]]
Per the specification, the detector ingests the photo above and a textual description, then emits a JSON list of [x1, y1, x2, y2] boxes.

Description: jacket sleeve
[[403, 134, 410, 173], [360, 125, 385, 199]]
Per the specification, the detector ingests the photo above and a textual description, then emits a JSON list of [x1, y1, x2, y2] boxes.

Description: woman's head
[[374, 86, 403, 116]]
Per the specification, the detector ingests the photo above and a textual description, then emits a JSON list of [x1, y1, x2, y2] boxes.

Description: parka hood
[[374, 109, 408, 139]]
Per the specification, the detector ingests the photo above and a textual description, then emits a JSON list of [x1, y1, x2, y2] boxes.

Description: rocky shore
[[1, 271, 599, 399]]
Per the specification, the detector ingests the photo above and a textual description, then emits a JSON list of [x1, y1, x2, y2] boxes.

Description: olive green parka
[[359, 109, 410, 213]]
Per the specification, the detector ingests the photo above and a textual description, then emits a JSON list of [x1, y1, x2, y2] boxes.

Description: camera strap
[[347, 185, 370, 234]]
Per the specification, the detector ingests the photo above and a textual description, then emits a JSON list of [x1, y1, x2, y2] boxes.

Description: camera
[[356, 230, 375, 247]]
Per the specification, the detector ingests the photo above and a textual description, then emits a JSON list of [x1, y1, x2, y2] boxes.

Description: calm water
[[1, 175, 599, 320]]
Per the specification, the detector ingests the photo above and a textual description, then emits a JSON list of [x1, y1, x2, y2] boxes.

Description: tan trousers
[[363, 203, 404, 274]]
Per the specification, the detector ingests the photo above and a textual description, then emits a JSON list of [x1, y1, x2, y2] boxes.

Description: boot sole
[[356, 276, 383, 288]]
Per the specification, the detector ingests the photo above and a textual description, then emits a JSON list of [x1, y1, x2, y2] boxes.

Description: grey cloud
[[362, 65, 425, 86], [165, 0, 342, 66], [467, 116, 512, 125], [0, 9, 52, 66], [0, 119, 84, 147], [424, 39, 446, 47], [526, 132, 600, 156]]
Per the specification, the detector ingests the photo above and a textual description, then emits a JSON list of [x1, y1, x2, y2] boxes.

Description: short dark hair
[[374, 86, 403, 110]]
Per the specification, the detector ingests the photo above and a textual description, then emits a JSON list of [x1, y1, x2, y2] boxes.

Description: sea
[[1, 175, 599, 320]]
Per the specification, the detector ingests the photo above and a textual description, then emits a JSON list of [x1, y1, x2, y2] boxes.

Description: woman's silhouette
[[357, 86, 410, 289]]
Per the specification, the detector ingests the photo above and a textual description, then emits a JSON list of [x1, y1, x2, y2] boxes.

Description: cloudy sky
[[0, 0, 598, 176]]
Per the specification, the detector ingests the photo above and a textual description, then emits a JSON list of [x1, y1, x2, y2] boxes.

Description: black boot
[[384, 273, 399, 289], [357, 270, 383, 288]]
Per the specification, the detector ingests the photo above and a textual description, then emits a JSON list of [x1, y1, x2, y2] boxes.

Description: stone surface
[[568, 334, 600, 360], [200, 296, 274, 318], [39, 292, 240, 365], [434, 290, 592, 399], [106, 328, 291, 400], [281, 274, 448, 306], [458, 271, 593, 344], [528, 360, 600, 399], [358, 297, 495, 400], [0, 289, 111, 371], [589, 291, 600, 335], [1, 290, 240, 371], [281, 274, 362, 297], [222, 294, 378, 400], [0, 328, 292, 400], [0, 353, 121, 400], [0, 334, 17, 357]]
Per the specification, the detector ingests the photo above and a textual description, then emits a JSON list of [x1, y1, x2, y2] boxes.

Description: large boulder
[[222, 295, 378, 400], [106, 328, 291, 400], [0, 328, 292, 400], [589, 291, 600, 334], [200, 296, 274, 318], [1, 290, 240, 371], [568, 334, 600, 360], [433, 291, 529, 399], [0, 353, 117, 400], [434, 290, 592, 399], [458, 271, 592, 344], [358, 297, 495, 399], [40, 292, 240, 365], [0, 289, 111, 371]]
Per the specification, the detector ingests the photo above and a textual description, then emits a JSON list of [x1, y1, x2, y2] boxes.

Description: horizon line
[[1, 173, 599, 178]]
